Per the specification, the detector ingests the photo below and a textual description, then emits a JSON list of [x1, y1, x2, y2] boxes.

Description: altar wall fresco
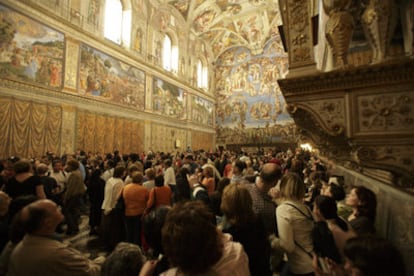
[[215, 36, 297, 145], [0, 4, 64, 88]]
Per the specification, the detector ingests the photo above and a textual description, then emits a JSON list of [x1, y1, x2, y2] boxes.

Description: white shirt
[[101, 177, 124, 213], [274, 200, 314, 274], [164, 167, 176, 186]]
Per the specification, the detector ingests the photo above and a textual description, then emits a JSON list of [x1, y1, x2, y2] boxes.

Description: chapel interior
[[0, 0, 413, 272]]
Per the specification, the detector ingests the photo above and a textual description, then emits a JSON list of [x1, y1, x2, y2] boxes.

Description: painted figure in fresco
[[134, 28, 142, 53], [24, 56, 38, 80], [49, 61, 60, 87]]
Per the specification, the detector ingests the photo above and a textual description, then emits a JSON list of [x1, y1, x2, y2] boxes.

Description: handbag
[[112, 188, 125, 214]]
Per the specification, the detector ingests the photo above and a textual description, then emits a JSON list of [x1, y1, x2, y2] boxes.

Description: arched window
[[104, 0, 131, 47], [197, 59, 208, 89], [162, 34, 179, 73]]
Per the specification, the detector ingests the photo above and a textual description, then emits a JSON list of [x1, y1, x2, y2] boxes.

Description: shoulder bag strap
[[283, 202, 314, 259]]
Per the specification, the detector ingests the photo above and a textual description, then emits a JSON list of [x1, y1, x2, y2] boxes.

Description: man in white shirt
[[163, 159, 176, 201]]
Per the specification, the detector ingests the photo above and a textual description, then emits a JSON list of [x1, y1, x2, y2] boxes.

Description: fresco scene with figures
[[152, 78, 187, 120], [215, 36, 295, 145], [79, 44, 146, 109], [191, 95, 214, 127], [0, 4, 64, 88]]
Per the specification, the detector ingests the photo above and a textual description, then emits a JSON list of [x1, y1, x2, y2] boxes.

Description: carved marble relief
[[357, 93, 413, 133], [298, 99, 346, 135], [284, 0, 315, 67], [361, 0, 398, 63]]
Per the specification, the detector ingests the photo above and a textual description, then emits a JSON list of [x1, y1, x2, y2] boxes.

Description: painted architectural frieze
[[152, 78, 187, 120], [0, 4, 64, 88], [79, 44, 145, 110]]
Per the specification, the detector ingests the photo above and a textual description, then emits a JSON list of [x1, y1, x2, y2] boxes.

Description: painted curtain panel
[[191, 95, 213, 127], [79, 44, 145, 110], [0, 4, 64, 88], [215, 37, 296, 145], [76, 110, 144, 155], [0, 96, 62, 159], [152, 78, 186, 120]]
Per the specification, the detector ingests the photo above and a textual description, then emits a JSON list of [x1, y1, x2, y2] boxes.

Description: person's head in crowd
[[52, 159, 63, 172], [259, 162, 282, 187], [162, 201, 222, 274], [216, 177, 230, 194], [36, 163, 49, 176], [313, 195, 348, 231], [279, 172, 306, 202], [131, 172, 144, 184], [20, 199, 64, 235], [221, 183, 254, 226], [202, 166, 214, 178], [65, 159, 79, 172], [346, 186, 377, 220], [142, 206, 171, 257], [105, 159, 115, 170], [101, 242, 146, 276], [13, 159, 32, 175], [127, 164, 139, 176], [232, 160, 246, 176], [343, 236, 405, 276], [323, 182, 346, 202], [145, 168, 155, 180], [113, 166, 126, 179], [0, 191, 11, 217], [164, 159, 172, 168], [154, 175, 164, 187], [7, 195, 38, 223]]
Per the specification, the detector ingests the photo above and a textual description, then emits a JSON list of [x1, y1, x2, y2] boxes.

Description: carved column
[[279, 0, 317, 77]]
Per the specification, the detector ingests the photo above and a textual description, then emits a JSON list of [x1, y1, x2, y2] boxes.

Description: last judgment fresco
[[215, 36, 296, 145], [0, 4, 64, 88]]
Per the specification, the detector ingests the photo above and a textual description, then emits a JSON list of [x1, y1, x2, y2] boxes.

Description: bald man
[[8, 199, 102, 276]]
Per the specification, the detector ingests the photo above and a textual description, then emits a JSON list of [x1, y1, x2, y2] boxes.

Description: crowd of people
[[0, 147, 406, 276]]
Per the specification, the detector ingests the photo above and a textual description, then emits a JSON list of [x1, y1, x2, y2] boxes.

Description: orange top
[[123, 184, 149, 216], [202, 177, 215, 196], [147, 186, 172, 209]]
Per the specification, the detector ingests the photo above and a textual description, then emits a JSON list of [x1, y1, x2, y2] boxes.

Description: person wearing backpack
[[269, 172, 315, 276]]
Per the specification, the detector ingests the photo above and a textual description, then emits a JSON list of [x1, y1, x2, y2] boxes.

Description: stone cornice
[[278, 59, 414, 96]]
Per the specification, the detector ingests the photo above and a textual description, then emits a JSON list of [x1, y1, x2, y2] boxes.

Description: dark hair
[[162, 201, 222, 274], [260, 163, 282, 185], [13, 160, 32, 174], [24, 205, 48, 234], [142, 206, 171, 256], [344, 236, 405, 276], [113, 166, 126, 178], [354, 186, 377, 220], [154, 175, 164, 187], [314, 195, 348, 231], [101, 242, 145, 276], [66, 159, 79, 171], [328, 183, 345, 201], [216, 177, 230, 194], [233, 160, 246, 172]]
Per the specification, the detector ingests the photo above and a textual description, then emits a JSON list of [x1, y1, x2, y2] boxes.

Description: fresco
[[0, 4, 64, 88], [153, 78, 186, 120], [79, 44, 145, 110], [191, 95, 214, 127], [215, 36, 296, 145]]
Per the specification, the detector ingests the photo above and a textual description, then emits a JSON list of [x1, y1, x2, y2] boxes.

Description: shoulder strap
[[283, 202, 314, 259], [284, 202, 314, 221]]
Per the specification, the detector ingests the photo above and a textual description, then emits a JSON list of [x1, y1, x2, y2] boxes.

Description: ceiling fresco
[[157, 0, 282, 59]]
